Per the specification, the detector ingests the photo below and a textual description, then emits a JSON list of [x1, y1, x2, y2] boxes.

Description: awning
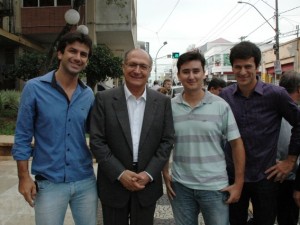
[[0, 28, 45, 52]]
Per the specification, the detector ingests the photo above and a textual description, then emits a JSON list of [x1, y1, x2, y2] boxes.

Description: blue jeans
[[229, 178, 278, 225], [170, 182, 229, 225], [34, 176, 98, 225]]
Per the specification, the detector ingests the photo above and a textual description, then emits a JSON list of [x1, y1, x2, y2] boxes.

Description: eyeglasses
[[125, 63, 151, 71]]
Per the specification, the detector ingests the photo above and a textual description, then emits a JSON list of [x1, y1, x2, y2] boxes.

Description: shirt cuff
[[118, 171, 125, 180], [144, 171, 153, 182]]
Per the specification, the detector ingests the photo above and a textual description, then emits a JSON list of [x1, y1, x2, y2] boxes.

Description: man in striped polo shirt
[[163, 50, 245, 225]]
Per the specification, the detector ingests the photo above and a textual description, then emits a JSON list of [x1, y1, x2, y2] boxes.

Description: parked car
[[172, 85, 184, 97]]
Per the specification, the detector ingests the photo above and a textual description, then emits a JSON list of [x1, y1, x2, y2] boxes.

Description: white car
[[172, 86, 184, 97]]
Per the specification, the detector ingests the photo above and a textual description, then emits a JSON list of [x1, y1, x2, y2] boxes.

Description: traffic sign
[[172, 52, 180, 59], [274, 60, 282, 74]]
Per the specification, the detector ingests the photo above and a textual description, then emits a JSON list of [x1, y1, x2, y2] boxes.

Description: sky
[[137, 0, 300, 59]]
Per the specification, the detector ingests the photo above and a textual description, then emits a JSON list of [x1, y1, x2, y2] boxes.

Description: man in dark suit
[[89, 48, 175, 225]]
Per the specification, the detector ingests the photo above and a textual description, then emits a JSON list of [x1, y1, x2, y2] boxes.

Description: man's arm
[[162, 161, 176, 200], [222, 138, 245, 204], [16, 160, 36, 207], [266, 90, 300, 181], [141, 97, 175, 180]]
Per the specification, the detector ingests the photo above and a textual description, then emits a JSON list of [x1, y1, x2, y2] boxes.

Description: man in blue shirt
[[220, 41, 300, 225], [12, 31, 98, 225]]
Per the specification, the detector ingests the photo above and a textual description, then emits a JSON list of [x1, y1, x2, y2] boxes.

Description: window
[[57, 0, 71, 6], [23, 0, 38, 7], [23, 0, 71, 7], [40, 0, 54, 6]]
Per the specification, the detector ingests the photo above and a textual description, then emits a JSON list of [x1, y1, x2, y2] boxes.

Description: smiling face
[[57, 41, 89, 77], [123, 49, 152, 94], [177, 60, 205, 93], [232, 57, 258, 91]]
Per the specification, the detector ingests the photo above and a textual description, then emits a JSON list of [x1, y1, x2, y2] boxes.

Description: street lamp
[[155, 41, 168, 81], [238, 0, 280, 84]]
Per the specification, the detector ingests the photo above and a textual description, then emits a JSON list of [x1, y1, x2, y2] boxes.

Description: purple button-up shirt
[[220, 79, 300, 182]]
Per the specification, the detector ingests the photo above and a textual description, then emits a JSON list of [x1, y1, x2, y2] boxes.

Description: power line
[[196, 0, 261, 46], [156, 0, 180, 34]]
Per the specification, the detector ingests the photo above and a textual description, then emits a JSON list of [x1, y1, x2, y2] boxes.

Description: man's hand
[[18, 176, 36, 207], [119, 170, 145, 191], [17, 160, 36, 207], [135, 171, 151, 186], [221, 183, 243, 204], [162, 170, 176, 200], [265, 157, 296, 182]]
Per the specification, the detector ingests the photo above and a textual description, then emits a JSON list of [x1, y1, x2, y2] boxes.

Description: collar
[[124, 83, 147, 101], [39, 70, 87, 89], [233, 76, 263, 96], [174, 88, 212, 105]]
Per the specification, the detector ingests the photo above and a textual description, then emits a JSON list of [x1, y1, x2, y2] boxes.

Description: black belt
[[35, 175, 47, 181], [132, 162, 138, 172]]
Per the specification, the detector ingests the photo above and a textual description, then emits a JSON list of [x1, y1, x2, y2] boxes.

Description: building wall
[[262, 37, 300, 74], [21, 6, 85, 35], [93, 0, 137, 52], [204, 43, 235, 82]]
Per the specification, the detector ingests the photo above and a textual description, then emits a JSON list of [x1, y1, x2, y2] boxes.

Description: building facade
[[261, 37, 300, 84], [0, 0, 137, 89]]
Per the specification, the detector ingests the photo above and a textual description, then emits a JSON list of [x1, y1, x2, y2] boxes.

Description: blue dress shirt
[[220, 79, 300, 182], [12, 71, 95, 183]]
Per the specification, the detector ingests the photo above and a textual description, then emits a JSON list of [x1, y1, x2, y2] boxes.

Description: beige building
[[0, 0, 137, 89], [261, 37, 300, 83]]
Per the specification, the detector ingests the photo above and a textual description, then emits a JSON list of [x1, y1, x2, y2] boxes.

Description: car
[[172, 85, 184, 97]]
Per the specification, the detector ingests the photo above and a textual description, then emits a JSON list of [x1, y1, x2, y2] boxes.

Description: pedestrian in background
[[275, 71, 300, 225], [207, 77, 227, 96], [89, 48, 174, 225], [151, 80, 161, 90], [219, 41, 300, 225], [12, 31, 98, 225], [162, 78, 175, 98], [163, 50, 245, 225]]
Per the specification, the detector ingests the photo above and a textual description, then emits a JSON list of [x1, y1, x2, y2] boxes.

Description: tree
[[12, 52, 47, 81], [8, 45, 122, 90], [85, 44, 123, 88]]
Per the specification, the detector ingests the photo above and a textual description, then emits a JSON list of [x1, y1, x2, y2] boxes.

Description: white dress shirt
[[124, 84, 146, 162]]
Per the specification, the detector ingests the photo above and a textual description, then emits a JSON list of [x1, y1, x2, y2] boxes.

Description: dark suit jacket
[[90, 85, 175, 208]]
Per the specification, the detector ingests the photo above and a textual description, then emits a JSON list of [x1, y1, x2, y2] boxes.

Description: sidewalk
[[0, 160, 183, 225], [0, 135, 204, 225]]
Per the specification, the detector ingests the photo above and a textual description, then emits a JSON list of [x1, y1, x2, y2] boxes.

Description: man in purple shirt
[[219, 41, 300, 225]]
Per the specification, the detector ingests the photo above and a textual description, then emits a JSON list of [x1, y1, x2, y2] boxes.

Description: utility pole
[[273, 0, 281, 84]]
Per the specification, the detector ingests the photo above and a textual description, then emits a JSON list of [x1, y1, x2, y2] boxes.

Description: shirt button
[[68, 119, 71, 122], [67, 133, 70, 136]]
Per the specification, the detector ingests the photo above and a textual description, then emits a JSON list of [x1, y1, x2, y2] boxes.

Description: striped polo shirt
[[171, 89, 240, 190]]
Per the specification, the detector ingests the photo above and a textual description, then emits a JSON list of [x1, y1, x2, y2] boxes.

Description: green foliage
[[0, 118, 16, 135], [13, 52, 47, 81], [0, 64, 15, 81], [0, 90, 20, 135], [0, 90, 20, 117], [3, 45, 122, 90], [85, 44, 123, 88]]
